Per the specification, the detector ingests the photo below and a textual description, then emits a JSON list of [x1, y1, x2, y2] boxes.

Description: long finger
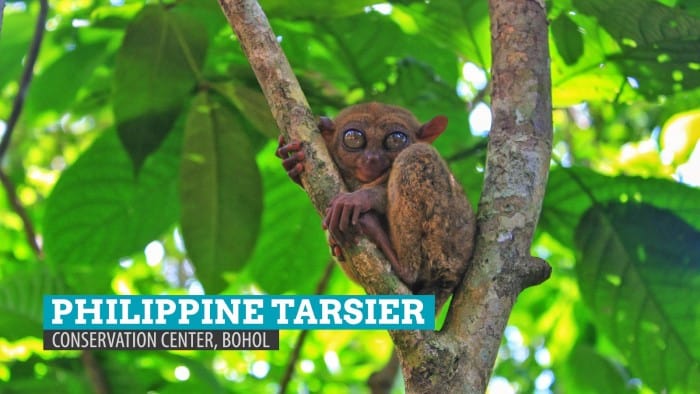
[[276, 140, 303, 158], [339, 204, 352, 233]]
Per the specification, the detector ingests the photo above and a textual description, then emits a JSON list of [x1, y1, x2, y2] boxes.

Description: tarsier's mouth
[[356, 167, 390, 184]]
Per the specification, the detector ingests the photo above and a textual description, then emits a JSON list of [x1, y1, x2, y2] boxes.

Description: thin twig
[[278, 260, 335, 394], [0, 0, 48, 259], [1, 0, 7, 36], [446, 139, 488, 164], [0, 170, 42, 257], [0, 0, 48, 160], [81, 351, 110, 394]]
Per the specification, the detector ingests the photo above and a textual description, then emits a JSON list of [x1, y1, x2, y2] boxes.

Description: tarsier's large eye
[[384, 131, 409, 151], [342, 129, 366, 149]]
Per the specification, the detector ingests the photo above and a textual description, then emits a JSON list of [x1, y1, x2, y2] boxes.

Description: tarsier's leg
[[387, 143, 476, 308], [356, 213, 404, 280]]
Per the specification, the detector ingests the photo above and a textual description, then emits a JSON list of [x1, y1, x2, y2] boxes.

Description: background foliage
[[1, 0, 699, 392]]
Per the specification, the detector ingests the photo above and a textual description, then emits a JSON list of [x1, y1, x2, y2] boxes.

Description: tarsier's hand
[[275, 135, 305, 186], [322, 191, 374, 239], [327, 233, 345, 261]]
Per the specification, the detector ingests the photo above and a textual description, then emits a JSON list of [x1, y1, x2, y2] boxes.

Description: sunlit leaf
[[541, 167, 700, 246], [44, 129, 181, 268], [180, 93, 262, 293], [0, 11, 35, 90], [27, 39, 112, 116], [113, 4, 208, 171], [276, 11, 460, 97], [0, 269, 65, 341], [259, 0, 378, 18], [575, 203, 700, 391], [395, 1, 491, 69]]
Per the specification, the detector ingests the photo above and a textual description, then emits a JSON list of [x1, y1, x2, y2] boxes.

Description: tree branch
[[217, 0, 417, 346], [0, 0, 48, 160], [441, 0, 553, 390]]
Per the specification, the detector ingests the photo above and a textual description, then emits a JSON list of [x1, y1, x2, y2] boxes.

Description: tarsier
[[277, 102, 476, 307]]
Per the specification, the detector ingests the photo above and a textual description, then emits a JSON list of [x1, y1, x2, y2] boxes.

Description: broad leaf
[[212, 82, 279, 140], [43, 129, 181, 268], [261, 0, 377, 18], [541, 167, 700, 246], [180, 93, 262, 293], [27, 39, 112, 116], [0, 12, 35, 90], [557, 343, 635, 393], [276, 11, 460, 97], [575, 203, 700, 391], [551, 13, 584, 66], [574, 0, 700, 98], [0, 269, 65, 341], [113, 5, 208, 171], [395, 1, 491, 69]]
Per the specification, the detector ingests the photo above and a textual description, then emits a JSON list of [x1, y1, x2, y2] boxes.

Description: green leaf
[[551, 13, 584, 66], [395, 1, 491, 69], [260, 0, 377, 18], [574, 0, 700, 48], [113, 4, 208, 171], [26, 39, 111, 116], [180, 93, 262, 293], [246, 147, 330, 294], [575, 203, 700, 391], [557, 343, 635, 393], [43, 128, 181, 268], [276, 11, 460, 96], [0, 269, 65, 341], [0, 11, 35, 89], [574, 0, 700, 98], [541, 167, 700, 246], [212, 82, 279, 140]]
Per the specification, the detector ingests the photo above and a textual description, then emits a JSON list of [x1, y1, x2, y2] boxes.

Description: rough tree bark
[[217, 0, 552, 392]]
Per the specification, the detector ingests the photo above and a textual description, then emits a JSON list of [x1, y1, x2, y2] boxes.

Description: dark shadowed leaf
[[575, 203, 700, 391], [180, 93, 262, 293], [113, 5, 208, 171], [551, 13, 584, 66], [212, 82, 279, 140], [43, 129, 181, 268], [557, 343, 635, 393]]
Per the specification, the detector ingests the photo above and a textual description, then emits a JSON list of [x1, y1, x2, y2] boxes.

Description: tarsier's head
[[319, 102, 448, 188]]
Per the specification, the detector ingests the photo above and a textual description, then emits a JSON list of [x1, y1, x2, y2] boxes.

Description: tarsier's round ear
[[417, 115, 448, 143], [318, 116, 334, 135]]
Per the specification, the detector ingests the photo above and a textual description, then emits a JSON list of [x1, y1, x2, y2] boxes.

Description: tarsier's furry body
[[278, 102, 475, 306]]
